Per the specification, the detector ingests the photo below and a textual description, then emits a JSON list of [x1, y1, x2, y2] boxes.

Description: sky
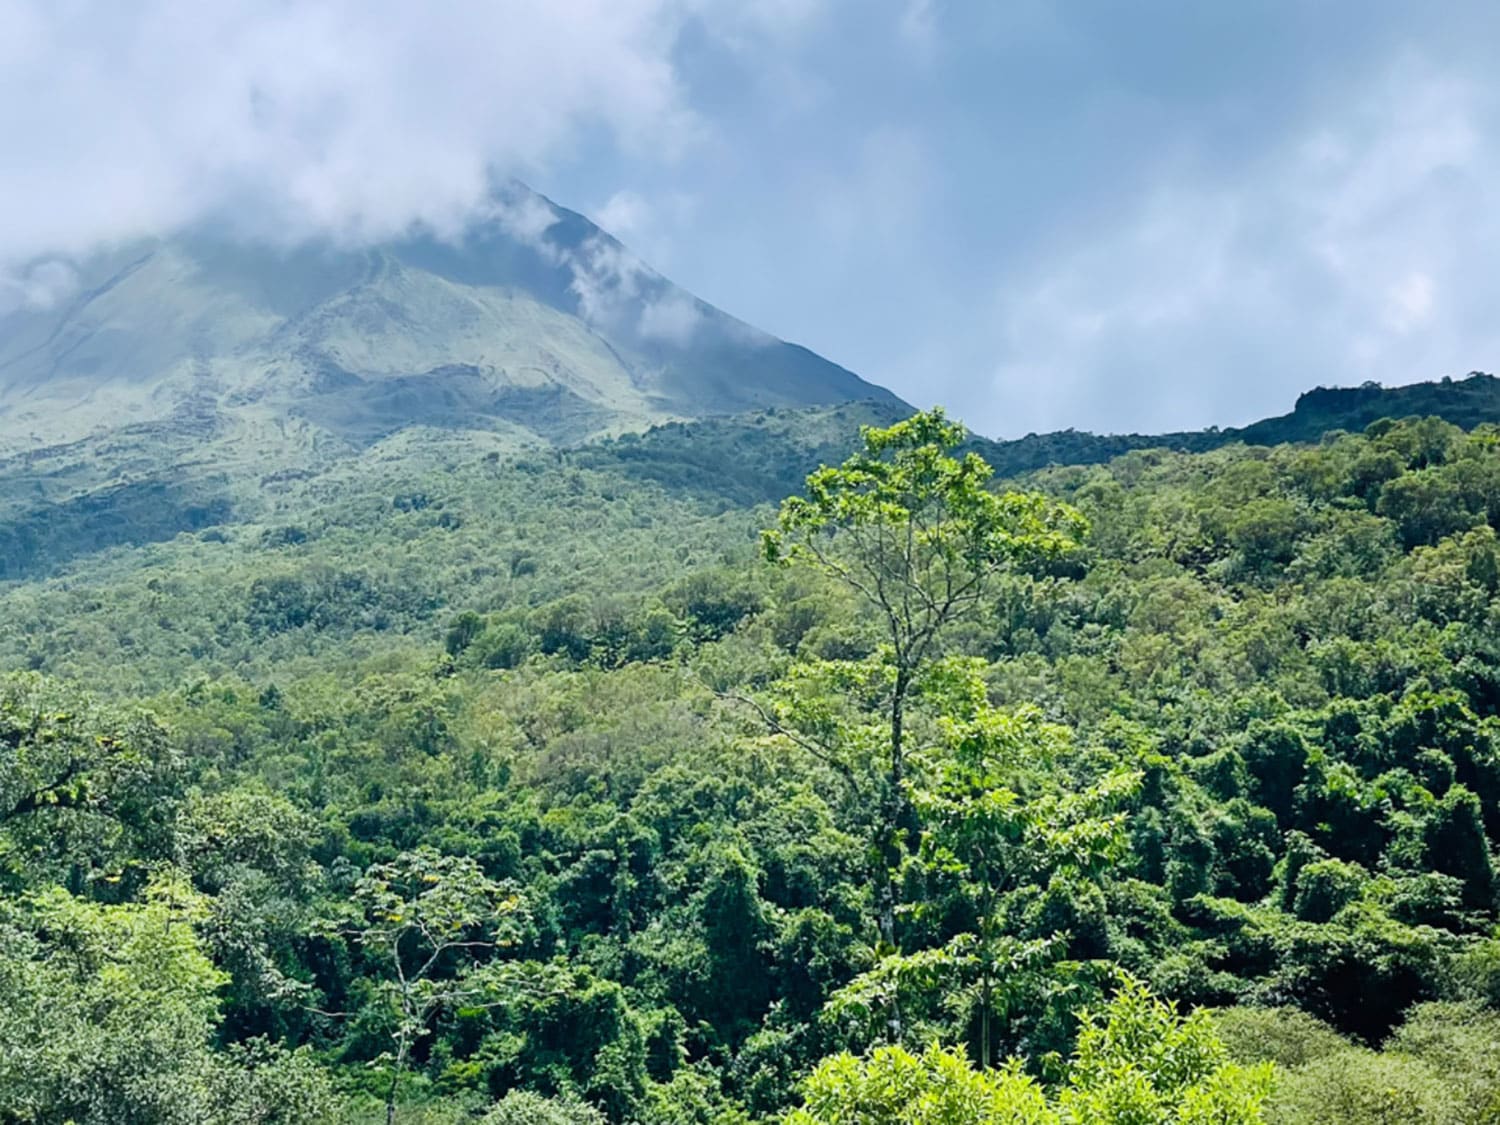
[[3, 0, 1499, 437]]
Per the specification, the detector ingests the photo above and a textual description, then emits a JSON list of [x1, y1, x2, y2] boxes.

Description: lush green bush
[[788, 979, 1271, 1124], [1212, 1001, 1500, 1125]]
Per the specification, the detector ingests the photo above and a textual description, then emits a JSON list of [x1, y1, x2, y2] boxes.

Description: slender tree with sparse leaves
[[338, 847, 524, 1125], [763, 409, 1087, 1038]]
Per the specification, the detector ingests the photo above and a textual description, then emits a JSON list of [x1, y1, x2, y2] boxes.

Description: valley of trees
[[3, 400, 1500, 1122]]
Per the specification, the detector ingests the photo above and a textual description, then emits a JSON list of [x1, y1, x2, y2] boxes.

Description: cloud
[[594, 191, 656, 245], [563, 233, 705, 345], [589, 188, 702, 267], [0, 0, 815, 266], [637, 292, 704, 344], [486, 189, 565, 249], [566, 237, 653, 327], [562, 230, 706, 345], [477, 183, 705, 346], [0, 261, 79, 315], [7, 1, 1498, 438], [897, 0, 939, 57], [963, 62, 1500, 434]]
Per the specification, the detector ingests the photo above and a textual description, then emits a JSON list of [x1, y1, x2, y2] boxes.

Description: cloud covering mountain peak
[[0, 0, 760, 266]]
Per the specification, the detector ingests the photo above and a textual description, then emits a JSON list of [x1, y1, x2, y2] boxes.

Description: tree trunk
[[878, 877, 901, 1043], [980, 972, 992, 1070], [878, 667, 911, 1043], [885, 666, 910, 901], [387, 1004, 409, 1125]]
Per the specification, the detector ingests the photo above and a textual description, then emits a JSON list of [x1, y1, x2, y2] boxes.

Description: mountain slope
[[0, 185, 902, 579], [0, 184, 897, 467]]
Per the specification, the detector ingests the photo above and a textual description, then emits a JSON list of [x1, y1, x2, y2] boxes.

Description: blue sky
[[3, 1, 1498, 436]]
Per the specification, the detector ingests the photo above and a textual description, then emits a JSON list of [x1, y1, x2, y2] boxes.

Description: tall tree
[[822, 666, 1139, 1066], [763, 409, 1087, 1034]]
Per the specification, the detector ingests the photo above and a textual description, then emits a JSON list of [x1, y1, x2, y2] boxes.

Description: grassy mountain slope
[[0, 185, 893, 548], [0, 401, 914, 692], [0, 185, 906, 580], [0, 187, 896, 458]]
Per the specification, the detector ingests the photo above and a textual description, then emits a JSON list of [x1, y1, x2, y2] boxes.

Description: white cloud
[[560, 234, 708, 345], [476, 183, 704, 345], [485, 189, 564, 250], [638, 292, 704, 343], [0, 0, 812, 267], [588, 188, 701, 266], [594, 191, 655, 244], [898, 0, 939, 57], [966, 63, 1500, 434], [1386, 272, 1435, 333], [566, 235, 657, 331], [0, 260, 80, 315]]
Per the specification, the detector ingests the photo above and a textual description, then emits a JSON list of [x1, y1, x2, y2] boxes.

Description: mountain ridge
[[967, 371, 1500, 480]]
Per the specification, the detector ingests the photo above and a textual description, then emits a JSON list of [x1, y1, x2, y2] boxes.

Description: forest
[[2, 399, 1500, 1123]]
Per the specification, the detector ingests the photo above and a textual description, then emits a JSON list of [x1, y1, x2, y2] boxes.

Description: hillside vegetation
[[5, 372, 1494, 585], [1, 397, 1499, 1123]]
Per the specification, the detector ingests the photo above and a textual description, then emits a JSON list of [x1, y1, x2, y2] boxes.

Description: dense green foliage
[[1, 400, 1498, 1121], [791, 978, 1272, 1124]]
